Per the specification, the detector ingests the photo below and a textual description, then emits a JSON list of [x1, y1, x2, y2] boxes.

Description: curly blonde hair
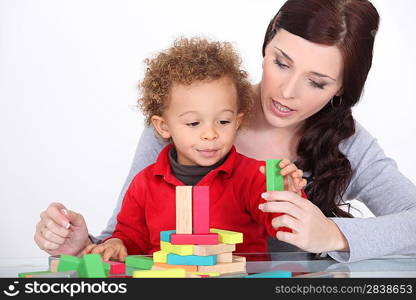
[[138, 37, 253, 125]]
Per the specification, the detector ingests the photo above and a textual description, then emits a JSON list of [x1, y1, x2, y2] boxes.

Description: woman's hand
[[258, 191, 350, 253], [81, 238, 128, 262], [34, 202, 91, 256]]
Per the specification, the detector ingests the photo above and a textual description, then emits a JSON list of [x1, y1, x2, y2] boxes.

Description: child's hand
[[279, 159, 307, 195], [81, 238, 128, 262], [259, 159, 307, 195]]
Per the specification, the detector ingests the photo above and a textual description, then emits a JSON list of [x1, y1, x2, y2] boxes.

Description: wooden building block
[[57, 255, 81, 272], [167, 254, 216, 266], [186, 273, 202, 278], [192, 186, 210, 233], [266, 159, 284, 191], [103, 261, 125, 275], [152, 262, 197, 272], [176, 186, 193, 234], [48, 255, 60, 272], [217, 252, 233, 263], [160, 230, 176, 242], [232, 255, 246, 262], [170, 233, 218, 245], [78, 254, 106, 278], [153, 250, 169, 263], [197, 260, 246, 275], [29, 271, 78, 278], [188, 272, 221, 277], [160, 241, 193, 256], [125, 255, 153, 270], [193, 243, 235, 256], [132, 269, 186, 278], [209, 228, 243, 244], [244, 270, 292, 278]]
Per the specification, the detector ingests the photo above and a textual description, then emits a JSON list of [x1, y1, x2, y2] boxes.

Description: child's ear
[[236, 112, 244, 129], [151, 115, 171, 139]]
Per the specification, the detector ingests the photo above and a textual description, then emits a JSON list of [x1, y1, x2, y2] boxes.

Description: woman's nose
[[280, 74, 298, 99]]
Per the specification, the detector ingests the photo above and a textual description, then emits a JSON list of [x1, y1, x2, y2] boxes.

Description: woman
[[34, 0, 416, 263]]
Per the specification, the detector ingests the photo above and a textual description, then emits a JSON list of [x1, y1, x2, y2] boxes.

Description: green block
[[57, 255, 81, 272], [18, 270, 50, 278], [78, 254, 106, 278], [103, 263, 110, 277], [125, 255, 153, 270], [266, 159, 284, 191]]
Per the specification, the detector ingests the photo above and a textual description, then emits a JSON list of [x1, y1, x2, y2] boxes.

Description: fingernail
[[258, 204, 265, 210], [261, 192, 268, 199], [65, 223, 71, 229], [62, 209, 68, 215]]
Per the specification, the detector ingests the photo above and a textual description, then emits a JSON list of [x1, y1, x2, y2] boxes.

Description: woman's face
[[261, 29, 344, 130]]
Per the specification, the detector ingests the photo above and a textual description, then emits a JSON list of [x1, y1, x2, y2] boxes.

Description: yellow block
[[132, 269, 186, 278], [153, 250, 169, 263], [209, 228, 243, 244], [189, 272, 221, 277], [160, 241, 193, 256]]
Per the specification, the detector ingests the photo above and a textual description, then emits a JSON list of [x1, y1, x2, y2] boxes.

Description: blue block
[[244, 270, 292, 278], [160, 230, 176, 243], [167, 254, 216, 266]]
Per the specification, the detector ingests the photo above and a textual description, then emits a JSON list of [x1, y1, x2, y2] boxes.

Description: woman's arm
[[93, 125, 167, 242], [328, 121, 416, 262]]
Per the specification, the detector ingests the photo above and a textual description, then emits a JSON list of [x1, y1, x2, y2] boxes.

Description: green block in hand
[[266, 159, 284, 191]]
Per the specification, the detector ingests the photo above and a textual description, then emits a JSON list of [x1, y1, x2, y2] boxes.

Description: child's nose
[[201, 126, 218, 141]]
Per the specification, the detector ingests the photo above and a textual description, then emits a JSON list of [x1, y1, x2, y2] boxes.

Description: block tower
[[140, 186, 247, 278]]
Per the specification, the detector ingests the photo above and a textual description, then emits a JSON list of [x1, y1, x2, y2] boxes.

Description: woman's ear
[[151, 115, 171, 139], [335, 87, 344, 97]]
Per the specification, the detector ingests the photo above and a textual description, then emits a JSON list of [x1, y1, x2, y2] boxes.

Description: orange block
[[153, 262, 198, 272]]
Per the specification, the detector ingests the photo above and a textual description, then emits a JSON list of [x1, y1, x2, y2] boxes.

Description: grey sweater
[[95, 120, 416, 263]]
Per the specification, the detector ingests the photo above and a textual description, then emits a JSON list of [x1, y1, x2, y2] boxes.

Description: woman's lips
[[270, 99, 296, 117]]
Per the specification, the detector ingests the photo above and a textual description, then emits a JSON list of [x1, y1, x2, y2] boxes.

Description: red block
[[108, 261, 126, 275], [192, 186, 210, 234], [170, 233, 219, 245]]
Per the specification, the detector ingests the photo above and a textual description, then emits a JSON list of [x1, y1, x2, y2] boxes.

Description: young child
[[83, 38, 306, 261]]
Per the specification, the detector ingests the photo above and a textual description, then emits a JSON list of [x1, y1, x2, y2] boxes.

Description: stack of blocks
[[140, 186, 247, 278]]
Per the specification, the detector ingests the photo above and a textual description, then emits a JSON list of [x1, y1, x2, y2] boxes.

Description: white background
[[0, 0, 415, 260]]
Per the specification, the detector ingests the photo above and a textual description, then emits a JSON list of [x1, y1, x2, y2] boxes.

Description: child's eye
[[219, 120, 231, 125], [186, 122, 200, 127], [274, 58, 289, 69]]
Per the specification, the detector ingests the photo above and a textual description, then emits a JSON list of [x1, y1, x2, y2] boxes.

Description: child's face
[[151, 76, 244, 166]]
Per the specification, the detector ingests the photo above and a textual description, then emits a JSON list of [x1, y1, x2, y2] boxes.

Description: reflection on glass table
[[1, 252, 416, 278]]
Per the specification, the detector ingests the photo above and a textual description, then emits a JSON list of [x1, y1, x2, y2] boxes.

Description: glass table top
[[1, 252, 416, 278]]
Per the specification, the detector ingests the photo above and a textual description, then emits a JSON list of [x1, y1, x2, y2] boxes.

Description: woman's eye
[[309, 80, 326, 90], [219, 120, 231, 125], [274, 58, 289, 69], [186, 122, 200, 127]]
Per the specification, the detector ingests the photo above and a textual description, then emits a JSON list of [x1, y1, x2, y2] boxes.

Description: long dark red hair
[[262, 0, 379, 217]]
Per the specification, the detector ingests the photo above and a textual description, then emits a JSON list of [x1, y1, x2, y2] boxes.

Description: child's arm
[[81, 238, 127, 262], [97, 173, 152, 256]]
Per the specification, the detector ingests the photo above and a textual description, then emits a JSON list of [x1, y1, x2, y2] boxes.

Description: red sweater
[[108, 144, 306, 254]]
